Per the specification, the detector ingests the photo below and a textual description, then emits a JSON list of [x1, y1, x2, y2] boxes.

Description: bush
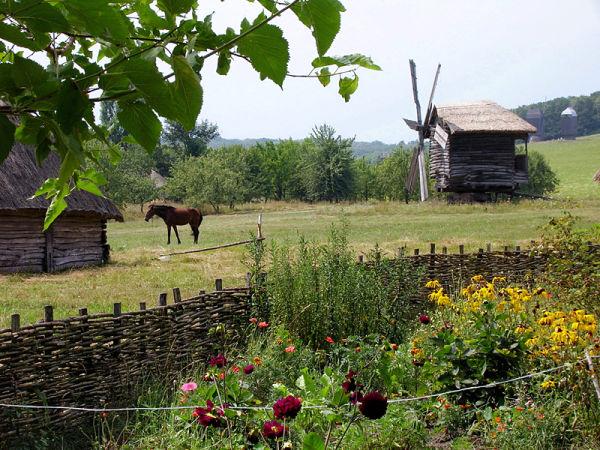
[[250, 221, 424, 345], [520, 150, 559, 196]]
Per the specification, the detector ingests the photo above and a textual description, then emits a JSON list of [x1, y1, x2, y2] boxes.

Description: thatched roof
[[431, 101, 537, 135], [0, 143, 123, 221], [594, 169, 600, 184]]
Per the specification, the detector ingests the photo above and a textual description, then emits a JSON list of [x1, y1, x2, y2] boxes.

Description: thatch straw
[[594, 169, 600, 184], [432, 101, 537, 135], [0, 143, 122, 220]]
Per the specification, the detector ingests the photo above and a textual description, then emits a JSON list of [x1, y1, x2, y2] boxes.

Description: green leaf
[[317, 67, 331, 87], [0, 22, 45, 51], [304, 0, 345, 56], [64, 0, 130, 41], [216, 51, 231, 76], [237, 16, 289, 87], [11, 55, 48, 90], [56, 81, 90, 133], [171, 55, 203, 130], [0, 115, 16, 163], [136, 2, 169, 29], [338, 74, 358, 102], [117, 100, 162, 151], [157, 0, 195, 16], [303, 432, 325, 450], [312, 54, 381, 70], [115, 58, 178, 120], [256, 0, 278, 13], [76, 178, 104, 197], [14, 3, 70, 32], [43, 192, 68, 230]]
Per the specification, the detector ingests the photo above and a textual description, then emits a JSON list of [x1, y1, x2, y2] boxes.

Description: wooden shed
[[0, 143, 123, 273], [425, 101, 536, 194]]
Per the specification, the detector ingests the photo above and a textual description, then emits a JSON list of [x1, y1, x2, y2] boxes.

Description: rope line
[[1, 356, 596, 413]]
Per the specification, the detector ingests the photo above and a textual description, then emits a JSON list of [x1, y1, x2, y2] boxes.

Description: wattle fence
[[1, 243, 596, 441], [0, 282, 251, 439]]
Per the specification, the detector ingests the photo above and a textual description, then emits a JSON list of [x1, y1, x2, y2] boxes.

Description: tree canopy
[[0, 0, 380, 228]]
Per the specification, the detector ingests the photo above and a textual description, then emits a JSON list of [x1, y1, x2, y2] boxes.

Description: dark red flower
[[243, 364, 255, 375], [359, 391, 388, 420], [273, 395, 302, 420], [192, 400, 227, 427], [342, 378, 357, 393], [209, 354, 227, 368], [419, 314, 431, 325], [262, 420, 286, 439], [346, 370, 357, 379], [412, 359, 424, 367]]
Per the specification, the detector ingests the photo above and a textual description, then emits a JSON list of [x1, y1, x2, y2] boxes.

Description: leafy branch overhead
[[0, 0, 379, 228]]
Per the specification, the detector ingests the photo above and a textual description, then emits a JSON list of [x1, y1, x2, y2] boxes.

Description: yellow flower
[[471, 275, 484, 283], [492, 276, 506, 284], [425, 280, 442, 289], [540, 380, 556, 389]]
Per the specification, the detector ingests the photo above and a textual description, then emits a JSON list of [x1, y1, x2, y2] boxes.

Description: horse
[[145, 205, 203, 245]]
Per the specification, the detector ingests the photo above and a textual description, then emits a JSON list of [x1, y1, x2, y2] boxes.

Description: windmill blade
[[423, 63, 441, 131], [405, 147, 420, 193], [417, 147, 429, 201], [403, 118, 419, 131], [409, 60, 422, 127]]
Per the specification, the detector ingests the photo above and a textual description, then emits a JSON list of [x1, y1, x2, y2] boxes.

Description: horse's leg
[[192, 227, 199, 244], [173, 225, 181, 244], [167, 224, 171, 245]]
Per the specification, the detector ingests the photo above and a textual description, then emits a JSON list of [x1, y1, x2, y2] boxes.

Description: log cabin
[[425, 101, 536, 196], [0, 143, 123, 273]]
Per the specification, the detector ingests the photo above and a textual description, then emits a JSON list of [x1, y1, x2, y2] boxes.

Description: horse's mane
[[150, 204, 175, 211]]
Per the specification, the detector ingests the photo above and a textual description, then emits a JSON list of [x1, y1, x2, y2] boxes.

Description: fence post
[[245, 272, 252, 289], [215, 278, 223, 292], [414, 249, 419, 256], [199, 289, 206, 295], [10, 314, 20, 332], [442, 246, 447, 255], [173, 288, 182, 303], [139, 302, 147, 359], [113, 303, 122, 357], [486, 243, 492, 253], [430, 243, 436, 254], [358, 254, 364, 263], [459, 244, 464, 255], [44, 305, 53, 322], [585, 350, 600, 402]]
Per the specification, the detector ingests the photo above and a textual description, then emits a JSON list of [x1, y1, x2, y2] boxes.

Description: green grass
[[530, 134, 600, 199], [1, 137, 599, 328]]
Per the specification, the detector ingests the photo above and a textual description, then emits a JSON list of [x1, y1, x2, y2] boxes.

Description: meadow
[[0, 136, 598, 328]]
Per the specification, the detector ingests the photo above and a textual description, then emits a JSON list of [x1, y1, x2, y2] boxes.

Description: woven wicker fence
[[0, 281, 251, 439]]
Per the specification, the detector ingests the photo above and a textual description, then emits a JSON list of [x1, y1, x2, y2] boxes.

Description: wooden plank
[[433, 124, 448, 149]]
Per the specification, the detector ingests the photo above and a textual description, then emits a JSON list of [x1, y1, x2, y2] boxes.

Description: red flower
[[262, 420, 286, 439], [419, 314, 431, 325], [192, 400, 227, 427], [231, 365, 240, 374], [359, 391, 388, 420], [342, 370, 360, 393], [209, 354, 227, 368], [273, 395, 302, 420], [285, 345, 296, 353], [325, 336, 335, 344], [258, 321, 269, 328], [390, 343, 399, 351], [249, 317, 258, 324], [243, 364, 255, 375]]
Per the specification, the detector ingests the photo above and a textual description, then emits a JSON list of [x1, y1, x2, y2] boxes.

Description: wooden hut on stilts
[[0, 143, 123, 273]]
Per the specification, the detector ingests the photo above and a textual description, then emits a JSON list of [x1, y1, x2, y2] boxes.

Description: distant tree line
[[514, 91, 600, 139], [98, 103, 558, 212]]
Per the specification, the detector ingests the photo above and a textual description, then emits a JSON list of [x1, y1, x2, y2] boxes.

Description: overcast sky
[[198, 0, 600, 143]]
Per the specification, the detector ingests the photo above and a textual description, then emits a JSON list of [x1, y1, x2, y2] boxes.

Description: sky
[[195, 0, 600, 144]]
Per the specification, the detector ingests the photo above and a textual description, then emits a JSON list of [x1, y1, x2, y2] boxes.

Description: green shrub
[[251, 221, 424, 345], [520, 150, 559, 196]]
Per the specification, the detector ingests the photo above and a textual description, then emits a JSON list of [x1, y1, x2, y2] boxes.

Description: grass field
[[1, 136, 598, 328]]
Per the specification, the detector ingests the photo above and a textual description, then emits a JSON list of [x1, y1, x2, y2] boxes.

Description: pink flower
[[181, 381, 198, 392], [258, 321, 269, 328], [249, 317, 258, 324], [273, 395, 302, 419], [243, 364, 255, 375], [325, 336, 335, 344], [285, 345, 296, 353]]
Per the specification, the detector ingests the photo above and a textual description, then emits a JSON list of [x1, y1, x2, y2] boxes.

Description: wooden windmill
[[403, 60, 441, 202]]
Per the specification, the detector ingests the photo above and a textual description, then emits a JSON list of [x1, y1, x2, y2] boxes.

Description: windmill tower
[[403, 60, 441, 202]]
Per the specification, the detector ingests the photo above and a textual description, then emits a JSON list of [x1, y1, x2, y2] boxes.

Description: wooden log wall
[[0, 283, 251, 439], [0, 213, 46, 273], [0, 213, 108, 274]]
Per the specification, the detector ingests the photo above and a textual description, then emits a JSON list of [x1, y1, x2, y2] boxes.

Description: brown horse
[[145, 205, 203, 244]]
